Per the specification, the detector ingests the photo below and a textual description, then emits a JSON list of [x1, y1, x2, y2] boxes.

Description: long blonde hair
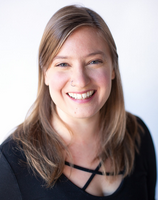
[[14, 5, 140, 187]]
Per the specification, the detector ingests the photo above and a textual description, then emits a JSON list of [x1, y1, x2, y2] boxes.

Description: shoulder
[[135, 116, 155, 152], [1, 135, 20, 161], [136, 116, 150, 134], [0, 135, 23, 200], [134, 116, 157, 198], [126, 113, 155, 155], [135, 116, 156, 179], [0, 135, 25, 165], [134, 116, 156, 159], [1, 134, 17, 152], [0, 134, 27, 176]]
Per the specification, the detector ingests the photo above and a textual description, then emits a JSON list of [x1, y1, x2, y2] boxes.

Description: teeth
[[74, 93, 77, 99], [68, 91, 94, 100], [82, 93, 86, 99], [77, 94, 82, 99]]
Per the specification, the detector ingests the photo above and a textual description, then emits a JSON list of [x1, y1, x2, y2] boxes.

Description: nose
[[71, 64, 90, 88]]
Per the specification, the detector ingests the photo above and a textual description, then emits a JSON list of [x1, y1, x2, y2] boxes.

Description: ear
[[111, 69, 115, 80], [44, 70, 49, 86]]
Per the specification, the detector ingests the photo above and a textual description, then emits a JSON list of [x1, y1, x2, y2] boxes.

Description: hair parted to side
[[14, 5, 140, 187]]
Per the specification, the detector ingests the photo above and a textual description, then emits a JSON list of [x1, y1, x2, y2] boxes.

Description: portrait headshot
[[0, 1, 157, 199]]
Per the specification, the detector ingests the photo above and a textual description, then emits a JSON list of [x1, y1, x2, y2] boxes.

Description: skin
[[45, 26, 115, 125], [45, 27, 122, 196]]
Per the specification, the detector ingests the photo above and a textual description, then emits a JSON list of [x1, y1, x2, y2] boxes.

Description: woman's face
[[45, 26, 115, 122]]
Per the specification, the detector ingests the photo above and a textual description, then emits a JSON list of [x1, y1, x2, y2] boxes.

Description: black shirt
[[0, 117, 156, 200]]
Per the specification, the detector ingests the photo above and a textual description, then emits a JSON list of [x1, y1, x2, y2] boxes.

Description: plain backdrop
[[0, 0, 157, 197]]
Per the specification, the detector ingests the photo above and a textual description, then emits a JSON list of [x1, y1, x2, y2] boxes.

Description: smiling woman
[[0, 5, 156, 200], [45, 26, 114, 120]]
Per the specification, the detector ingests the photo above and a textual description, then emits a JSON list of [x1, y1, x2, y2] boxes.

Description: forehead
[[55, 26, 110, 58]]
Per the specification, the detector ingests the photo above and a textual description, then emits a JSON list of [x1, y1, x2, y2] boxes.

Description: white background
[[0, 0, 157, 197]]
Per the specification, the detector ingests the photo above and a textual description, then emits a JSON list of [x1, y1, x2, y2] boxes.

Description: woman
[[0, 5, 156, 199]]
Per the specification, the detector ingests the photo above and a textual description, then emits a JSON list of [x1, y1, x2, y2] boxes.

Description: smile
[[67, 90, 95, 100]]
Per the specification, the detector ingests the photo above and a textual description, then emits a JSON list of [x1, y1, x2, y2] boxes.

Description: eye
[[56, 63, 69, 67], [89, 60, 103, 65]]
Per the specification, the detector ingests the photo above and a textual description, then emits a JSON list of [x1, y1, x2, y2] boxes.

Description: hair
[[13, 5, 141, 187]]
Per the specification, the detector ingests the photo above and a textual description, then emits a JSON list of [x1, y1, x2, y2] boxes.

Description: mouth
[[67, 90, 95, 100]]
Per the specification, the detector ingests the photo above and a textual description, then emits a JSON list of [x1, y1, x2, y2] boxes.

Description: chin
[[71, 111, 98, 120]]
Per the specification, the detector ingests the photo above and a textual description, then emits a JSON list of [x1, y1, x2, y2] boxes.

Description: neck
[[52, 109, 100, 144], [52, 110, 101, 164]]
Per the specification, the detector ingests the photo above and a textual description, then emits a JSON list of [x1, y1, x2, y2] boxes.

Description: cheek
[[48, 72, 69, 92], [99, 74, 111, 85], [92, 69, 112, 87]]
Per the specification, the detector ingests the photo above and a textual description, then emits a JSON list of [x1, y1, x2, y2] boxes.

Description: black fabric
[[65, 161, 124, 177], [65, 161, 103, 175], [0, 117, 157, 200], [0, 150, 22, 200], [82, 161, 102, 191]]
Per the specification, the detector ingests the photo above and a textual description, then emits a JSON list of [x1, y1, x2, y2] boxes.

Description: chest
[[63, 161, 124, 196]]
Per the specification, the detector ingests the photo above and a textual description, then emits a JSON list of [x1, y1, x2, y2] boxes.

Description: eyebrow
[[53, 51, 106, 61], [87, 51, 105, 57]]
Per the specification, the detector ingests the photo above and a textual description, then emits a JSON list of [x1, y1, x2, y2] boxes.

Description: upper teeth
[[68, 91, 94, 99]]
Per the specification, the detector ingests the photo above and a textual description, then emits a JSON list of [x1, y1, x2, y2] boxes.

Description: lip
[[67, 89, 95, 94]]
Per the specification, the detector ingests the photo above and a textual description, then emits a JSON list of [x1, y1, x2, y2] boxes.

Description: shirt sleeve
[[138, 117, 157, 200], [0, 149, 22, 200]]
